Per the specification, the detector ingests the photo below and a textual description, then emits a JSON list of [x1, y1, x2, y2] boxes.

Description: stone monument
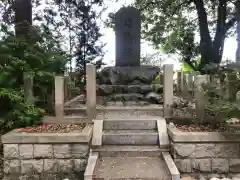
[[96, 6, 162, 105], [115, 7, 141, 66]]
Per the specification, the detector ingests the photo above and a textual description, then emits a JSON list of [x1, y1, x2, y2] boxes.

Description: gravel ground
[[15, 123, 86, 133]]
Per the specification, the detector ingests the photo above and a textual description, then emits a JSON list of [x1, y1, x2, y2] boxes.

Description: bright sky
[[100, 0, 238, 70]]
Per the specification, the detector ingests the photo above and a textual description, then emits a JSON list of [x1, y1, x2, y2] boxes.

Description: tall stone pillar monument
[[115, 7, 141, 67]]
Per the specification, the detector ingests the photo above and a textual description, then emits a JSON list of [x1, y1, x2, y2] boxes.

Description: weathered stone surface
[[3, 175, 21, 180], [192, 159, 211, 172], [20, 174, 40, 180], [97, 85, 114, 96], [145, 92, 163, 104], [212, 158, 229, 173], [174, 159, 192, 172], [71, 144, 89, 158], [40, 174, 57, 180], [43, 159, 58, 173], [181, 176, 196, 180], [229, 159, 240, 172], [112, 93, 144, 101], [98, 66, 160, 85], [58, 159, 73, 173], [173, 144, 195, 158], [4, 144, 19, 159], [34, 144, 53, 158], [19, 144, 33, 159], [115, 7, 141, 67], [21, 160, 43, 174], [73, 159, 87, 172], [53, 144, 71, 158], [4, 160, 20, 174], [195, 144, 240, 158]]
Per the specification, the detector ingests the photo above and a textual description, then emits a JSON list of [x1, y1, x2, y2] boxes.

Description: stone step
[[102, 130, 158, 145], [64, 106, 163, 117], [93, 156, 169, 180], [93, 145, 169, 157], [103, 119, 157, 130], [97, 84, 163, 96]]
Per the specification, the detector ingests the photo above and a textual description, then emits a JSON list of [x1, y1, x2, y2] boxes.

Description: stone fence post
[[194, 75, 209, 123], [55, 76, 64, 122], [163, 64, 173, 118], [23, 72, 34, 105], [86, 64, 96, 120]]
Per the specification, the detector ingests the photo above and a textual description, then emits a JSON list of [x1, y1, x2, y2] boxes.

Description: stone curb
[[64, 94, 85, 107], [84, 150, 99, 180], [2, 124, 93, 144], [162, 152, 180, 180], [168, 127, 240, 143], [91, 120, 103, 147], [42, 115, 89, 124], [157, 118, 170, 148]]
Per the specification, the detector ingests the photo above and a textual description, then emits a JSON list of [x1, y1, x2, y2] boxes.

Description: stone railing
[[168, 126, 240, 174], [2, 124, 92, 179]]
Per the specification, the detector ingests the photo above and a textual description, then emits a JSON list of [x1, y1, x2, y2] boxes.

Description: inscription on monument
[[115, 7, 141, 67]]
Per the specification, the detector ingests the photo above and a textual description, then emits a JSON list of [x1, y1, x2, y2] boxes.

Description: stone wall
[[168, 127, 240, 174], [2, 125, 92, 180], [3, 143, 89, 180]]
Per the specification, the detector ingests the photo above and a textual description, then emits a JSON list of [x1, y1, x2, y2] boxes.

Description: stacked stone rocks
[[96, 66, 164, 106]]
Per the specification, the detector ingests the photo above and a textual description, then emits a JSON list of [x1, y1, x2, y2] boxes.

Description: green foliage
[[0, 24, 67, 131], [133, 0, 239, 72], [202, 68, 240, 124]]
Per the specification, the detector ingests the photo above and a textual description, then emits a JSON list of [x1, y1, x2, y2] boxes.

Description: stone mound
[[97, 66, 160, 85]]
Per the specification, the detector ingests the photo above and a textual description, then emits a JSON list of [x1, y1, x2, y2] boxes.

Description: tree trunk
[[15, 0, 32, 38]]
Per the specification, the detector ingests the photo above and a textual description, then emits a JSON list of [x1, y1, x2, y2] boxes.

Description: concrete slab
[[103, 119, 157, 130], [93, 156, 169, 180], [84, 150, 99, 180], [2, 124, 93, 144], [157, 118, 170, 148], [92, 120, 103, 147], [93, 145, 169, 157], [162, 152, 180, 180], [102, 129, 158, 145]]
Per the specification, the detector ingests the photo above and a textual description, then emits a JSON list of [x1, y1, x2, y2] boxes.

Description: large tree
[[133, 0, 240, 72]]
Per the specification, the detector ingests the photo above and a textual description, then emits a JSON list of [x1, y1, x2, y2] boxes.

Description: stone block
[[34, 144, 53, 158], [3, 175, 20, 180], [43, 159, 58, 173], [195, 144, 239, 158], [74, 159, 87, 172], [173, 144, 195, 158], [21, 159, 43, 174], [174, 159, 192, 173], [229, 159, 240, 172], [53, 144, 71, 158], [4, 144, 19, 159], [192, 159, 211, 172], [40, 174, 57, 180], [57, 159, 73, 173], [4, 160, 20, 174], [71, 144, 89, 158], [212, 158, 229, 173], [19, 144, 33, 159], [20, 175, 40, 180]]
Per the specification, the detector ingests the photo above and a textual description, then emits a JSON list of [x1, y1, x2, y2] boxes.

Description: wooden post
[[163, 64, 173, 118], [55, 76, 64, 122], [195, 75, 208, 123], [86, 64, 96, 120], [23, 72, 34, 105]]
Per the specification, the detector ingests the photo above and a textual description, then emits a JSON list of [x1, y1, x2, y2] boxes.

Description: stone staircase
[[84, 117, 180, 180]]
